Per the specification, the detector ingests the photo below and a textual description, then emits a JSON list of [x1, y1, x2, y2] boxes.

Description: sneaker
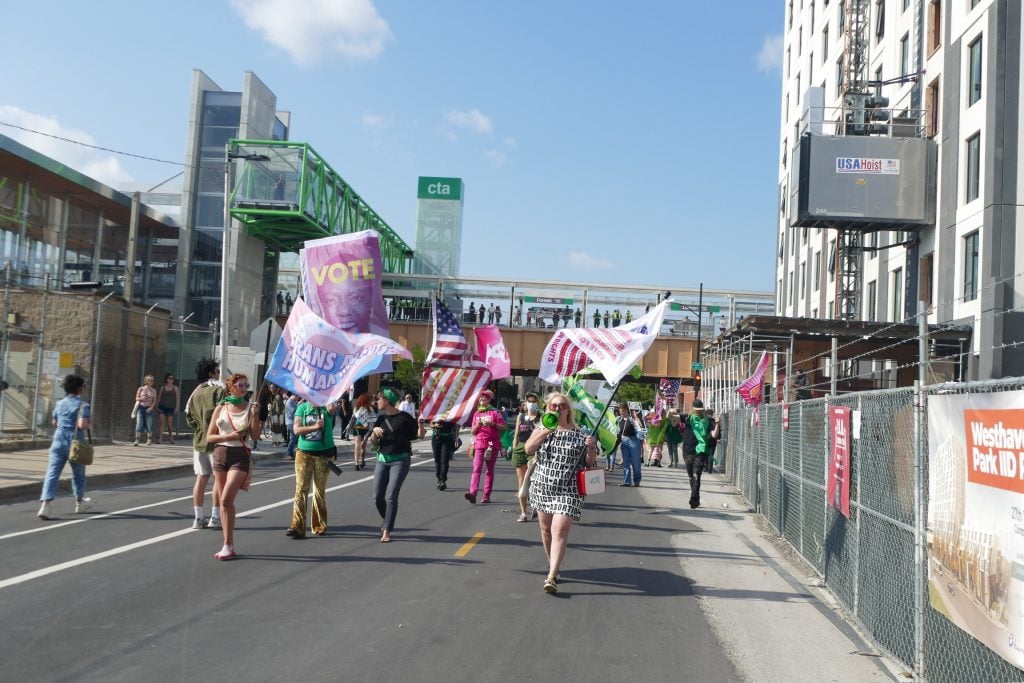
[[516, 513, 529, 523], [207, 517, 222, 530], [191, 517, 207, 530], [464, 492, 477, 505], [618, 482, 633, 487], [543, 578, 558, 594], [285, 527, 306, 539], [439, 482, 446, 491], [481, 496, 491, 504], [75, 498, 94, 514], [38, 501, 52, 520]]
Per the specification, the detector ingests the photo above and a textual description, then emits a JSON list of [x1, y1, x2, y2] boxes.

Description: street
[[0, 444, 740, 682]]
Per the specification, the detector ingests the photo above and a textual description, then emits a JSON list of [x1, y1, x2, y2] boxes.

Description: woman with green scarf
[[369, 388, 419, 542]]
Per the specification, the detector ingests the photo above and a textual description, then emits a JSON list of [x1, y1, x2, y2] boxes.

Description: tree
[[388, 344, 426, 398], [615, 380, 654, 407]]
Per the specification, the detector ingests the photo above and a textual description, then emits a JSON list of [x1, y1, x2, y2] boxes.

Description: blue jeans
[[287, 428, 298, 457], [620, 436, 642, 485], [135, 409, 154, 434], [373, 457, 411, 532], [41, 428, 86, 500]]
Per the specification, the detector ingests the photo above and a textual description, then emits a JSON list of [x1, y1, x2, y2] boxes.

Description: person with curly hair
[[351, 392, 374, 470], [38, 375, 93, 519]]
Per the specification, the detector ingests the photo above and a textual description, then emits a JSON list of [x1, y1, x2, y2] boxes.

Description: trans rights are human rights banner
[[265, 297, 410, 405]]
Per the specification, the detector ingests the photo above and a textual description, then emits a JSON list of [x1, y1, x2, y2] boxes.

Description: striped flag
[[736, 351, 770, 406], [539, 301, 669, 385], [426, 296, 476, 367], [419, 366, 492, 425]]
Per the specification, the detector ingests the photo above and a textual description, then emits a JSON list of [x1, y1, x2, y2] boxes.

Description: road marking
[[454, 531, 485, 557], [0, 457, 431, 589]]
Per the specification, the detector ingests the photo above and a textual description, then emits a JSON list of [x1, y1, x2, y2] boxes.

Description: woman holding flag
[[465, 389, 505, 505], [525, 391, 598, 594]]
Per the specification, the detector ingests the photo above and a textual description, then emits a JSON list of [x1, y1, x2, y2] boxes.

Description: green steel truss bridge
[[227, 139, 415, 272]]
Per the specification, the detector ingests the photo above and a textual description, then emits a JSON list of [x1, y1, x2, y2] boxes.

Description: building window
[[778, 279, 784, 310], [900, 33, 910, 76], [874, 0, 885, 40], [927, 1, 942, 54], [965, 132, 981, 203], [867, 280, 877, 322], [796, 73, 801, 104], [809, 52, 814, 83], [969, 0, 980, 9], [839, 3, 845, 32], [828, 239, 836, 281], [925, 78, 940, 137], [786, 47, 791, 78], [810, 1, 815, 31], [814, 251, 821, 291], [963, 231, 979, 301], [920, 251, 934, 306], [801, 261, 808, 299], [823, 23, 829, 61], [874, 65, 883, 96], [789, 0, 794, 27], [789, 271, 795, 306], [891, 268, 903, 321], [968, 35, 983, 106], [836, 56, 845, 96], [798, 27, 803, 56]]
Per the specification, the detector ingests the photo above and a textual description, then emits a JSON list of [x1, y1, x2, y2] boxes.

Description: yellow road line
[[454, 531, 486, 557]]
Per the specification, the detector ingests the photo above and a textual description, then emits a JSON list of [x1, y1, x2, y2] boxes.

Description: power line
[[0, 120, 184, 166]]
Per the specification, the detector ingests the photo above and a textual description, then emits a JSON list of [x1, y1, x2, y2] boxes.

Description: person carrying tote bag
[[38, 375, 94, 519]]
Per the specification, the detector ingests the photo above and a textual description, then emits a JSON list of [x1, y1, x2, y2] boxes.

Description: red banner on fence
[[827, 405, 851, 518]]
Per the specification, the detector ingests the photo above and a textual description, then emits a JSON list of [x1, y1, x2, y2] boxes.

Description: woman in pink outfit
[[465, 389, 505, 504]]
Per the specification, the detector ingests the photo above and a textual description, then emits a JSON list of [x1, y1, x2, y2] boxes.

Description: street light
[[219, 146, 271, 373]]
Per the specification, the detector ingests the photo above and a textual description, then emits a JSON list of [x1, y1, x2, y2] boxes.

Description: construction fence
[[722, 378, 1024, 682], [0, 275, 215, 444]]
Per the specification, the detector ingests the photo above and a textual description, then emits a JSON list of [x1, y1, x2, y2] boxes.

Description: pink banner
[[473, 325, 510, 379], [827, 405, 851, 518], [299, 231, 389, 335]]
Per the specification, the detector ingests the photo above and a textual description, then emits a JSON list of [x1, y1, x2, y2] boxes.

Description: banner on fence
[[827, 405, 851, 517], [927, 390, 1024, 669]]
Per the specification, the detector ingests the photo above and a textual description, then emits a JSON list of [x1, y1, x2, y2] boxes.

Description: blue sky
[[2, 1, 784, 292]]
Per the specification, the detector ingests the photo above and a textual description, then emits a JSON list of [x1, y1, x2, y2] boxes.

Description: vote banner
[[265, 298, 411, 405], [299, 231, 389, 336], [927, 390, 1024, 669], [826, 405, 851, 518]]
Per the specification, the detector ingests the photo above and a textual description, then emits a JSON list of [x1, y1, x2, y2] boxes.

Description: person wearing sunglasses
[[206, 373, 261, 560], [525, 391, 597, 594], [465, 389, 506, 505]]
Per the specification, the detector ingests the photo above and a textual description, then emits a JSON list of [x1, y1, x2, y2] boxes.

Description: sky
[[1, 0, 785, 293]]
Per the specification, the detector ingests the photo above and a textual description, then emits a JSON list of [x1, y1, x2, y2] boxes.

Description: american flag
[[419, 366, 492, 425], [426, 296, 474, 367], [659, 378, 681, 403]]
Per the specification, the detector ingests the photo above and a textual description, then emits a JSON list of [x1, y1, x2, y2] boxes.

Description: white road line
[[0, 457, 431, 590]]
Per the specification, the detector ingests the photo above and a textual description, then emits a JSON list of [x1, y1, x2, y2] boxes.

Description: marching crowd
[[36, 360, 720, 593]]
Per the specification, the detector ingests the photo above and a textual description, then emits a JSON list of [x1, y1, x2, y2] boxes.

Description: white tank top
[[215, 406, 250, 447]]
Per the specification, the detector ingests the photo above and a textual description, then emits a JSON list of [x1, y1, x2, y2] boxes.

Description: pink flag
[[419, 366, 492, 425], [474, 325, 511, 379], [737, 351, 770, 406]]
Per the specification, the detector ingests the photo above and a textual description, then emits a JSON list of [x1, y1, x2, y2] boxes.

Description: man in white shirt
[[398, 394, 418, 420]]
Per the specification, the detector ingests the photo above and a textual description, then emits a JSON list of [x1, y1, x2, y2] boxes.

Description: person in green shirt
[[369, 388, 419, 543], [680, 399, 713, 509], [287, 399, 337, 539]]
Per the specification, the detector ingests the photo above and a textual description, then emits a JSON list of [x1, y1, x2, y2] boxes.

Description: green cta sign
[[417, 176, 462, 200]]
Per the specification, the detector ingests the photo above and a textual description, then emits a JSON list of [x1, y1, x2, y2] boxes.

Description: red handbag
[[577, 468, 606, 496]]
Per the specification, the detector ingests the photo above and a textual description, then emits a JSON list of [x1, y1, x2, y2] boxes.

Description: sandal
[[516, 513, 529, 523], [543, 577, 558, 594], [213, 547, 237, 560]]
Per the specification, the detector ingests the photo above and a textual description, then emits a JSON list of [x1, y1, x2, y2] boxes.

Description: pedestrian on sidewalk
[[665, 410, 683, 468], [38, 375, 93, 519], [185, 358, 224, 530], [351, 392, 374, 470], [615, 402, 643, 486], [206, 373, 261, 560], [133, 374, 157, 446], [335, 394, 352, 440], [287, 401, 337, 539], [680, 399, 712, 509], [705, 408, 721, 473], [369, 388, 419, 543], [465, 389, 505, 505], [284, 392, 300, 458], [155, 373, 179, 444], [525, 391, 598, 594]]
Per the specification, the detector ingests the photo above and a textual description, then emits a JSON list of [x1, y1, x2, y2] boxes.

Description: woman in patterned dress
[[525, 391, 598, 594]]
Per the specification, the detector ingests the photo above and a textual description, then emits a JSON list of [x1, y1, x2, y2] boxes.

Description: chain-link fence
[[724, 379, 1024, 682], [0, 274, 214, 444]]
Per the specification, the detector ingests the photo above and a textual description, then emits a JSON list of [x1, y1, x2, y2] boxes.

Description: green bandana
[[221, 396, 246, 406]]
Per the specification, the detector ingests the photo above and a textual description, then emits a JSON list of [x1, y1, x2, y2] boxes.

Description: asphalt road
[[0, 443, 739, 682]]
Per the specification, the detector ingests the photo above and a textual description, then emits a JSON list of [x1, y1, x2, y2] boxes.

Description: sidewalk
[[0, 437, 298, 504]]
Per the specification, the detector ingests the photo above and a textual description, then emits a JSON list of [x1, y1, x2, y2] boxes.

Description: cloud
[[231, 0, 392, 66], [361, 110, 389, 127], [0, 105, 132, 187], [756, 34, 784, 73], [503, 137, 517, 148], [482, 148, 506, 165], [568, 251, 616, 269], [444, 108, 493, 135]]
